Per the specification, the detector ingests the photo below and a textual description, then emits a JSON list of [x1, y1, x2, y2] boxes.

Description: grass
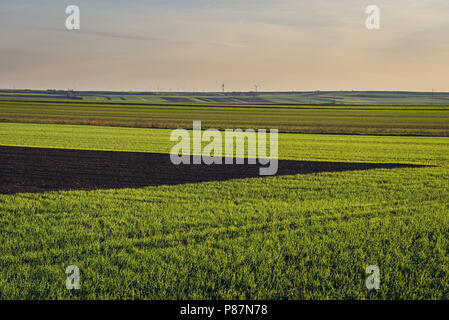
[[2, 99, 449, 136], [1, 123, 448, 166], [1, 123, 448, 299], [1, 167, 449, 299]]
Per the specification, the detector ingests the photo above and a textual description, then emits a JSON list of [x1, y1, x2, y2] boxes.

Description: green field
[[1, 123, 449, 165], [2, 89, 449, 105], [1, 166, 449, 299], [1, 122, 449, 299], [1, 99, 449, 136]]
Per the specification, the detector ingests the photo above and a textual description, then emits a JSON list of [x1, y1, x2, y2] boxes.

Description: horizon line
[[1, 89, 448, 94]]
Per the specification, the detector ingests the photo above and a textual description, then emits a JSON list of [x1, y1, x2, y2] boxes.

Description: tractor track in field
[[0, 146, 425, 194]]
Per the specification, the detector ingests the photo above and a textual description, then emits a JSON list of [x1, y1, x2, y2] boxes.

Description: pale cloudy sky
[[1, 0, 449, 91]]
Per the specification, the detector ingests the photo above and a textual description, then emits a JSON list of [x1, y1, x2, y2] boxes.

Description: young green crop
[[1, 167, 448, 299], [0, 123, 448, 166], [1, 122, 448, 299], [1, 99, 449, 135]]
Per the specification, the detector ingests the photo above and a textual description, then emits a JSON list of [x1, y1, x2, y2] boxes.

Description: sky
[[1, 0, 449, 92]]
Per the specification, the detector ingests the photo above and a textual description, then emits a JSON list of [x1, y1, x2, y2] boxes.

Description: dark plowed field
[[0, 146, 423, 194]]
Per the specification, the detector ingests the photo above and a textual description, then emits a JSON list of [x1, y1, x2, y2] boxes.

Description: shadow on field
[[0, 146, 425, 194]]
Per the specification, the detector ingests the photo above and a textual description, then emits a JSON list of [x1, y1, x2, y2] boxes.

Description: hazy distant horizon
[[3, 88, 449, 94], [1, 0, 449, 92]]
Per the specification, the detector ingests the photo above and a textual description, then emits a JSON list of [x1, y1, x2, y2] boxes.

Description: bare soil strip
[[0, 146, 424, 194]]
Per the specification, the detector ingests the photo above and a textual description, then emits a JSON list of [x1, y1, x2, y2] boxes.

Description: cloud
[[41, 26, 182, 43]]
